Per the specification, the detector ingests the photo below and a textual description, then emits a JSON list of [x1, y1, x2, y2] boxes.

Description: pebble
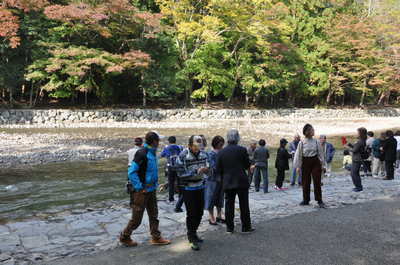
[[0, 172, 399, 264]]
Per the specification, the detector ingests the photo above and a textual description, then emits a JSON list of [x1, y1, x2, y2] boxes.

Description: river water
[[1, 121, 397, 223]]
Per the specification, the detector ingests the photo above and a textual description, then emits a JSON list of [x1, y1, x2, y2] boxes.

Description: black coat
[[217, 143, 251, 190], [382, 136, 397, 162], [275, 146, 291, 170]]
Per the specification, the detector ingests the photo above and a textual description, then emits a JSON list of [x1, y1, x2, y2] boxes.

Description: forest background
[[0, 0, 399, 109]]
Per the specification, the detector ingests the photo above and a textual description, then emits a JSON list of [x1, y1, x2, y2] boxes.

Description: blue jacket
[[372, 138, 383, 159], [205, 149, 221, 181], [128, 143, 159, 192], [161, 144, 183, 164], [324, 142, 336, 164]]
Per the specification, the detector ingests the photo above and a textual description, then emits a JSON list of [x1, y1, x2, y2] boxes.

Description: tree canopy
[[0, 0, 399, 108]]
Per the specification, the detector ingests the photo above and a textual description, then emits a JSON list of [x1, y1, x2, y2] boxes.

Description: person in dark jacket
[[217, 129, 254, 234], [372, 132, 386, 178], [275, 138, 291, 190], [344, 127, 367, 192], [253, 139, 270, 193], [381, 130, 397, 180], [161, 136, 183, 204]]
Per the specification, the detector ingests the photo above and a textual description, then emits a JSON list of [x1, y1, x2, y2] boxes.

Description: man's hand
[[296, 167, 301, 173], [140, 189, 148, 194]]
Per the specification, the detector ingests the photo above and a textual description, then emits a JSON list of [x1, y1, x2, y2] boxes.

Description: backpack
[[168, 145, 182, 172], [361, 140, 371, 160]]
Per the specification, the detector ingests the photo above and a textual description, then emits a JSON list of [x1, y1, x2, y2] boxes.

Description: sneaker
[[318, 201, 326, 207], [290, 182, 295, 186], [197, 237, 203, 242], [166, 200, 174, 204], [242, 227, 255, 234], [152, 237, 171, 245], [298, 182, 302, 186], [174, 208, 183, 213], [119, 233, 137, 247], [226, 229, 234, 235], [274, 185, 280, 190], [299, 201, 309, 206], [189, 241, 200, 250], [360, 174, 366, 177], [352, 188, 363, 192], [279, 187, 286, 191]]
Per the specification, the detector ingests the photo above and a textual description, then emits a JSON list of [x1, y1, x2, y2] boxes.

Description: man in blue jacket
[[119, 131, 171, 247], [320, 135, 335, 184]]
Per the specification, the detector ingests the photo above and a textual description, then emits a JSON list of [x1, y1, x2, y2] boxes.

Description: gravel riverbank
[[1, 116, 400, 169]]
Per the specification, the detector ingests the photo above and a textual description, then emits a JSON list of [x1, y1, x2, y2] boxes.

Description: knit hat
[[303, 124, 312, 136], [134, 137, 143, 145], [280, 138, 288, 145]]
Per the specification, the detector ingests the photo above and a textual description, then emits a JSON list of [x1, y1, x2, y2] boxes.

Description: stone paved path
[[1, 172, 399, 264]]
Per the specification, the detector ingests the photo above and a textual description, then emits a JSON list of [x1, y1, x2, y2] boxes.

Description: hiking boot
[[189, 241, 200, 250], [242, 227, 256, 234], [174, 208, 183, 213], [318, 201, 326, 207], [119, 233, 137, 247], [152, 237, 171, 245], [299, 201, 309, 206], [290, 182, 295, 186]]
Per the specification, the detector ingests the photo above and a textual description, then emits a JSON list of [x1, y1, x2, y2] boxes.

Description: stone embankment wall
[[0, 108, 399, 125]]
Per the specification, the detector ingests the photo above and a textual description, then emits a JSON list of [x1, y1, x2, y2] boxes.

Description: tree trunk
[[359, 79, 367, 106], [85, 91, 88, 106], [142, 87, 147, 107], [245, 92, 249, 107], [286, 88, 294, 107], [29, 81, 34, 108], [9, 88, 13, 103]]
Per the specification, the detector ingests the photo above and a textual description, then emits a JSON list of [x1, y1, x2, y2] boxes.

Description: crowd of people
[[120, 125, 399, 251]]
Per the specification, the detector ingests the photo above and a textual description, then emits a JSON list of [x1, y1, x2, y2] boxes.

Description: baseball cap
[[150, 130, 165, 140], [192, 135, 204, 150], [134, 137, 143, 145]]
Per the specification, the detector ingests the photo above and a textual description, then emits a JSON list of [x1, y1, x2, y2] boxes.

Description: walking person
[[361, 131, 374, 177], [293, 124, 325, 207], [120, 131, 171, 247], [394, 130, 400, 170], [217, 129, 254, 234], [161, 136, 183, 204], [289, 134, 302, 186], [204, 135, 226, 225], [176, 135, 210, 250], [253, 139, 270, 193], [274, 138, 291, 191], [319, 135, 335, 184], [372, 132, 387, 178], [344, 127, 368, 192], [247, 139, 257, 185], [381, 130, 397, 180]]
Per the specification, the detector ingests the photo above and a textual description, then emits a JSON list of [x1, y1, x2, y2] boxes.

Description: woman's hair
[[367, 131, 374, 137], [211, 135, 225, 149], [357, 127, 367, 140], [303, 124, 312, 136], [343, 150, 350, 156], [386, 130, 394, 137]]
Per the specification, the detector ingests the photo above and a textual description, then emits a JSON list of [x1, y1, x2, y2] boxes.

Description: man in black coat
[[381, 130, 397, 180], [217, 129, 254, 234]]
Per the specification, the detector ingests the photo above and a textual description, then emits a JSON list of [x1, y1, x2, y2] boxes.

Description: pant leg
[[183, 189, 200, 241], [262, 167, 269, 192], [301, 157, 313, 203], [194, 189, 205, 231], [364, 161, 372, 173], [248, 169, 253, 185], [362, 161, 367, 174], [275, 169, 285, 188], [224, 189, 236, 231], [372, 157, 380, 177], [385, 161, 395, 179], [396, 150, 400, 168], [237, 188, 251, 230], [145, 191, 161, 239], [311, 157, 322, 202], [291, 162, 296, 183], [122, 192, 148, 236], [380, 161, 386, 178], [167, 169, 175, 201], [254, 167, 261, 191], [175, 194, 184, 210], [351, 162, 363, 191]]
